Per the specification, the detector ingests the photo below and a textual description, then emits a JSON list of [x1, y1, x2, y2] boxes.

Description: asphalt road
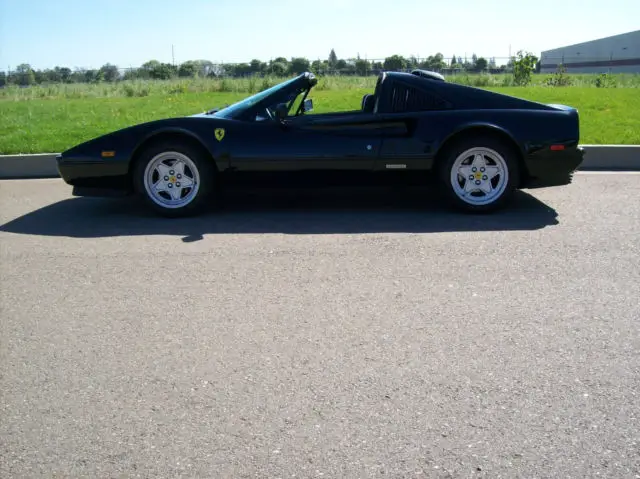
[[1, 174, 639, 478]]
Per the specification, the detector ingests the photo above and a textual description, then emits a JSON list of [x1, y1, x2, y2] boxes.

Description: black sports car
[[57, 69, 585, 217]]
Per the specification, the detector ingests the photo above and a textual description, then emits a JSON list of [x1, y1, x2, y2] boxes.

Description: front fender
[[123, 117, 235, 172], [129, 125, 220, 169]]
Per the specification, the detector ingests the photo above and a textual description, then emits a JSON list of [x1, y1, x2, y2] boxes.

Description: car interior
[[361, 93, 375, 113], [361, 72, 385, 114], [262, 72, 388, 122]]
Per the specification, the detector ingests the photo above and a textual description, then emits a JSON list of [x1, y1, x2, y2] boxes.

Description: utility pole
[[172, 45, 175, 66]]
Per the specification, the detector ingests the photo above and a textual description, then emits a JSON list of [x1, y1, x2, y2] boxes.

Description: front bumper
[[522, 146, 585, 189], [57, 154, 133, 197]]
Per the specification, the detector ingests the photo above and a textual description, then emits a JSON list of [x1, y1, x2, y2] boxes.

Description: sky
[[0, 0, 638, 71]]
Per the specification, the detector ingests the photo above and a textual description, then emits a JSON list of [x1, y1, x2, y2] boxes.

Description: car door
[[373, 80, 452, 171], [227, 112, 386, 172], [375, 112, 436, 171]]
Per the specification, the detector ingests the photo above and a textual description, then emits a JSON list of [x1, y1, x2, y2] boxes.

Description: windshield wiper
[[205, 104, 230, 115]]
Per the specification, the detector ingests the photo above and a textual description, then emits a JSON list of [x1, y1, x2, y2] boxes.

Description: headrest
[[362, 94, 375, 113]]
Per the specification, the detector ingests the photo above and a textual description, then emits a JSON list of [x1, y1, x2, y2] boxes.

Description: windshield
[[212, 76, 300, 119]]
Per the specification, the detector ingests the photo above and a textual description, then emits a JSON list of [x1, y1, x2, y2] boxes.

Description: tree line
[[1, 48, 513, 87]]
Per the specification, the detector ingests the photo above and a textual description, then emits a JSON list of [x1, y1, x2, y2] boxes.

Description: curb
[[579, 145, 640, 170], [0, 153, 60, 179], [0, 146, 639, 179]]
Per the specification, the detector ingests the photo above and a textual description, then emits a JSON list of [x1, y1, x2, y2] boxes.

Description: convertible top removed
[[57, 70, 584, 217]]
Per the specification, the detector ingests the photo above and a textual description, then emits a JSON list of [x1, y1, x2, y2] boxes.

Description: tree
[[342, 59, 357, 74], [231, 63, 252, 76], [83, 69, 99, 83], [249, 59, 265, 74], [141, 60, 160, 78], [15, 63, 36, 85], [355, 58, 369, 75], [122, 68, 140, 80], [270, 61, 287, 76], [512, 50, 538, 86], [289, 57, 310, 74], [38, 69, 55, 83], [328, 48, 338, 68], [334, 59, 347, 71], [420, 53, 445, 71], [142, 60, 176, 80], [475, 57, 488, 72], [99, 63, 119, 82], [383, 54, 407, 71], [178, 61, 199, 77], [195, 60, 214, 77], [451, 55, 457, 66], [310, 60, 323, 73], [59, 67, 72, 82], [0, 71, 6, 87]]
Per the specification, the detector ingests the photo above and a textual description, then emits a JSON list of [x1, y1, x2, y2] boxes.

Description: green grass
[[2, 73, 639, 101], [1, 75, 639, 153]]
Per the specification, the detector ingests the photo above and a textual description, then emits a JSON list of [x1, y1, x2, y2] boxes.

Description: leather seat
[[361, 94, 375, 113]]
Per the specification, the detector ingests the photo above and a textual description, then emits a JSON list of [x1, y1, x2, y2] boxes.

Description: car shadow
[[0, 186, 558, 240]]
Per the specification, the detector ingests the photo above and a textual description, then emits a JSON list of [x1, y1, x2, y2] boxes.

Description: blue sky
[[0, 0, 638, 70]]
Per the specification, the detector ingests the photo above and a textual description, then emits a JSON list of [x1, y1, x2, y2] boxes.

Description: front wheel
[[133, 141, 216, 217], [438, 137, 519, 213]]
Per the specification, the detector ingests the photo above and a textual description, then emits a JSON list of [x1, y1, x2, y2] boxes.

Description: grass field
[[1, 74, 639, 153]]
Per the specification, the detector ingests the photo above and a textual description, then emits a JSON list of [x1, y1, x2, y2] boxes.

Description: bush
[[544, 65, 573, 87], [595, 73, 617, 88], [168, 82, 188, 95], [512, 50, 538, 86]]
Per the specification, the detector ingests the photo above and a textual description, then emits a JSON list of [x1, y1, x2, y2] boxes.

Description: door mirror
[[303, 98, 314, 112]]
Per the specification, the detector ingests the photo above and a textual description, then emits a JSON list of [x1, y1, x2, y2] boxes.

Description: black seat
[[361, 93, 375, 113]]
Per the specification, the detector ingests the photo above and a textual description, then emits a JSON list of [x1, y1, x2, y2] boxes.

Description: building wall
[[540, 30, 640, 73]]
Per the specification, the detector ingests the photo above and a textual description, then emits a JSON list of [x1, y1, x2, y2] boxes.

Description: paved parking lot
[[1, 174, 639, 478]]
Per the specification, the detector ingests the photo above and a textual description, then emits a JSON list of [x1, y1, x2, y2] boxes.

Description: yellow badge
[[214, 128, 225, 141]]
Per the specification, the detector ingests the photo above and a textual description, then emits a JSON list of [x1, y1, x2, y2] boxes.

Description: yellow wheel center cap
[[169, 176, 176, 183], [475, 172, 483, 180]]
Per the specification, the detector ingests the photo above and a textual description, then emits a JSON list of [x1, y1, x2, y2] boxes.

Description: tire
[[437, 135, 520, 213], [132, 139, 217, 217]]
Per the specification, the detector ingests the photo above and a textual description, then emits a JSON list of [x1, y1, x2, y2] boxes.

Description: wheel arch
[[128, 128, 220, 176], [434, 124, 529, 187]]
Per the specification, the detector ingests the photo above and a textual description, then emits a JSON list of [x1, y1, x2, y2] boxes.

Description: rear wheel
[[438, 136, 519, 213], [133, 140, 216, 217]]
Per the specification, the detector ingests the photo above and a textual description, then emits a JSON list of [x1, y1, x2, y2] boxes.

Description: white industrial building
[[540, 30, 640, 73]]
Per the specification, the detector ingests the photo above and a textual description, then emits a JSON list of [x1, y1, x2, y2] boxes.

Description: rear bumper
[[522, 146, 585, 189]]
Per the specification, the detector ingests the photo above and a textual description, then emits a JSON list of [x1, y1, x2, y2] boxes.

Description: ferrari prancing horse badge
[[214, 128, 225, 141]]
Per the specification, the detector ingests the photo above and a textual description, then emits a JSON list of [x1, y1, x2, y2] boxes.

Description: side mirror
[[303, 98, 314, 112]]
